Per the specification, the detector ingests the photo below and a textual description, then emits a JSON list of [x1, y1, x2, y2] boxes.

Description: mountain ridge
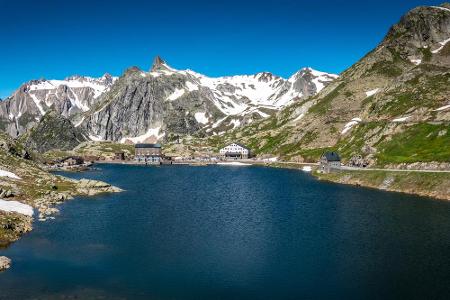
[[0, 58, 337, 144], [192, 3, 450, 167]]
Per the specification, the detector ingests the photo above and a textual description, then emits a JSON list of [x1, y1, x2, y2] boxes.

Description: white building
[[219, 143, 250, 159]]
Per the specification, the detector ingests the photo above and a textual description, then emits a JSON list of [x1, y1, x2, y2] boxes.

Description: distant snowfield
[[0, 199, 34, 216], [0, 169, 21, 180], [20, 75, 118, 117], [149, 62, 338, 117], [28, 76, 117, 99]]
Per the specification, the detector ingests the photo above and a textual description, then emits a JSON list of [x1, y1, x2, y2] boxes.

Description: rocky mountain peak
[[124, 66, 142, 75], [150, 55, 170, 72], [384, 4, 450, 51], [22, 110, 88, 152], [101, 73, 114, 84], [255, 72, 277, 82]]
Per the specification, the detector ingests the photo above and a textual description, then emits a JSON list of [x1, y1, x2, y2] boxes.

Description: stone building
[[62, 156, 84, 166], [219, 143, 251, 159], [319, 151, 341, 173], [135, 144, 162, 164]]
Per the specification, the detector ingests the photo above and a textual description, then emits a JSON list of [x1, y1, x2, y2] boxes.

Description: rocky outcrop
[[75, 179, 123, 195], [0, 256, 11, 271], [0, 187, 15, 198], [0, 74, 116, 137], [315, 170, 450, 201], [21, 110, 88, 152], [0, 211, 33, 247], [33, 179, 122, 221]]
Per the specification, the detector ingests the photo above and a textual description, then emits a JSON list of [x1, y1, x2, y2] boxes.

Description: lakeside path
[[340, 166, 450, 173], [95, 160, 450, 173]]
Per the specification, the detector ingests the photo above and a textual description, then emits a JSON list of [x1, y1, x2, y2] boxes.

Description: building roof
[[322, 151, 341, 162], [135, 143, 161, 149], [61, 156, 83, 161], [223, 142, 249, 150]]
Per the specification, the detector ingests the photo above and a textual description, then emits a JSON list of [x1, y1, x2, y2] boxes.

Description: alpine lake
[[1, 164, 449, 299]]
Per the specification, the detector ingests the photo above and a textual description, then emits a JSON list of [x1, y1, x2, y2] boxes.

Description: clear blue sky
[[0, 0, 444, 98]]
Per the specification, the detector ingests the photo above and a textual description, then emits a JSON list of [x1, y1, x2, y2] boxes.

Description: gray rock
[[0, 256, 11, 271], [22, 111, 88, 152]]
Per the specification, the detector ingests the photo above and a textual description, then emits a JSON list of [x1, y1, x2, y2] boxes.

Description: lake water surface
[[0, 164, 450, 299]]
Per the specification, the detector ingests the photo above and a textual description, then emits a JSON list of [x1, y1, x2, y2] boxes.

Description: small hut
[[319, 151, 341, 173]]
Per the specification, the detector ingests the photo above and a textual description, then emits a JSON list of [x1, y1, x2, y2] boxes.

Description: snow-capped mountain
[[0, 57, 337, 142], [0, 74, 117, 137], [80, 57, 338, 143]]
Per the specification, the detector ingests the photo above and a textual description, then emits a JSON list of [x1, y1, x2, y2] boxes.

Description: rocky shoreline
[[35, 177, 123, 222], [0, 175, 122, 271], [313, 169, 450, 201]]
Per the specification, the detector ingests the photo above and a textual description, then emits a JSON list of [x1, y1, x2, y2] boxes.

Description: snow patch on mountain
[[431, 37, 450, 53], [392, 116, 411, 122], [89, 134, 104, 141], [431, 6, 450, 13], [194, 112, 209, 124], [28, 75, 117, 99], [410, 58, 422, 65], [0, 169, 21, 180], [166, 88, 185, 101], [432, 104, 450, 111], [0, 199, 33, 216], [150, 63, 338, 118], [365, 88, 380, 97], [29, 93, 46, 115], [341, 118, 362, 134], [119, 126, 165, 144]]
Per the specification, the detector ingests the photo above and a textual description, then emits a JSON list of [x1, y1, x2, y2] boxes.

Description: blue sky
[[0, 0, 444, 98]]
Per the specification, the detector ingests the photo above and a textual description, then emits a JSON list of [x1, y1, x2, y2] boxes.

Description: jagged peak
[[254, 72, 280, 82], [153, 55, 166, 66], [150, 55, 173, 72], [383, 3, 450, 54], [289, 67, 338, 81], [124, 66, 142, 75]]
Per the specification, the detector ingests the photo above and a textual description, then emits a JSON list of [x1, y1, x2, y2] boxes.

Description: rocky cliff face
[[20, 111, 88, 153], [0, 74, 116, 137], [209, 4, 450, 166]]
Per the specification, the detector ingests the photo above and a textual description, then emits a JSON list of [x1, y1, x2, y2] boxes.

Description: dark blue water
[[1, 164, 450, 299]]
